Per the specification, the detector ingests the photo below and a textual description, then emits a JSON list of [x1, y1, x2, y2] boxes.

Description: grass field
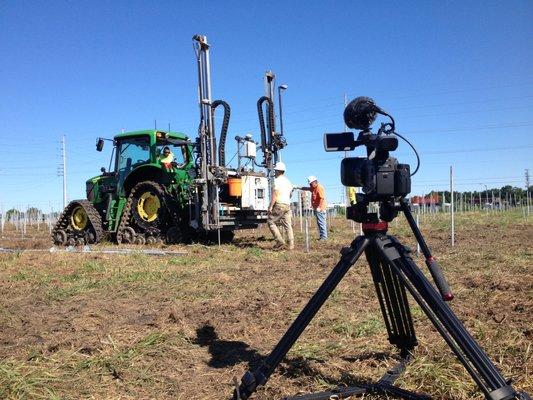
[[0, 211, 531, 399]]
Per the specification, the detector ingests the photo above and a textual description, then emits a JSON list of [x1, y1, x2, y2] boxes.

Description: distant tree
[[5, 208, 20, 221], [26, 207, 42, 221]]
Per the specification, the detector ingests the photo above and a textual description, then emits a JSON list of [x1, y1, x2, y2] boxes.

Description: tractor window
[[117, 136, 150, 185], [156, 143, 188, 167]]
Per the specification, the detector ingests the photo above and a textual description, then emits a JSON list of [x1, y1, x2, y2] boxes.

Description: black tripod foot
[[282, 382, 431, 400], [282, 355, 431, 400]]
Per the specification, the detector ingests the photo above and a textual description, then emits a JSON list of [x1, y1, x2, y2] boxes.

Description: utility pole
[[58, 135, 68, 210], [0, 202, 4, 236], [526, 169, 530, 216], [450, 166, 455, 246], [484, 184, 488, 214]]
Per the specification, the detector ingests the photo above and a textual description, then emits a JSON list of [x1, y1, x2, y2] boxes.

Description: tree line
[[414, 185, 532, 205]]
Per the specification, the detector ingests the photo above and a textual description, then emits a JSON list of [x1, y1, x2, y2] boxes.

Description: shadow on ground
[[192, 324, 387, 391], [193, 324, 264, 369]]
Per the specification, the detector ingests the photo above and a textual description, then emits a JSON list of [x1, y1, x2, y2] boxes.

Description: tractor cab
[[94, 130, 193, 195]]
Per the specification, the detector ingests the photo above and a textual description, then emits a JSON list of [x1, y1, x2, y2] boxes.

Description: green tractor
[[52, 34, 286, 246], [52, 130, 197, 245]]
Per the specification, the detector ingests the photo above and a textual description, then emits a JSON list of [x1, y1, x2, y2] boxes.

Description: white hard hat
[[274, 161, 286, 171], [307, 175, 317, 184]]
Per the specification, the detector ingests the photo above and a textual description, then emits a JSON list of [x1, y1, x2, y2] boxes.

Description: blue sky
[[1, 0, 532, 211]]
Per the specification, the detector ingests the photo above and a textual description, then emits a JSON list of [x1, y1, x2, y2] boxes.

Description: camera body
[[341, 156, 411, 201]]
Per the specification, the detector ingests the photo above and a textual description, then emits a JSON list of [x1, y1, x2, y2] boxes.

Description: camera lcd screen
[[323, 132, 355, 152]]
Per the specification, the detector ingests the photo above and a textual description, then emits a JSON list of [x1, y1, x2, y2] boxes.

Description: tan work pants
[[267, 203, 294, 245]]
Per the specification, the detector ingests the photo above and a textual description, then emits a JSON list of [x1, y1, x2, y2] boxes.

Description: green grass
[[289, 341, 343, 362], [331, 315, 384, 338], [0, 359, 60, 399]]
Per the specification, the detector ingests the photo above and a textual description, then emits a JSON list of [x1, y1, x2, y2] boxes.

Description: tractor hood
[[86, 174, 115, 204]]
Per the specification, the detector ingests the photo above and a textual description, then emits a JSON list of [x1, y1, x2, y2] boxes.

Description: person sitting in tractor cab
[[159, 146, 174, 163], [158, 146, 175, 170]]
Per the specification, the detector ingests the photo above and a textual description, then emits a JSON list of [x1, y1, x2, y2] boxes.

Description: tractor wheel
[[130, 181, 168, 231], [51, 200, 104, 246], [70, 205, 88, 231], [121, 227, 136, 244], [146, 236, 157, 245], [53, 229, 67, 245], [85, 231, 96, 244]]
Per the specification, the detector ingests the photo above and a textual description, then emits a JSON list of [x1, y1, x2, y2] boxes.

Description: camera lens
[[341, 157, 373, 189]]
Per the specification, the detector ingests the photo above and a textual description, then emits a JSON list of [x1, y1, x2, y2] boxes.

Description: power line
[[5, 90, 532, 144], [290, 122, 533, 145], [277, 101, 533, 131], [286, 144, 533, 164]]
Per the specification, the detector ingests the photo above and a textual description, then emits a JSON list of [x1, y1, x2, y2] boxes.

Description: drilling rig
[[52, 34, 287, 246]]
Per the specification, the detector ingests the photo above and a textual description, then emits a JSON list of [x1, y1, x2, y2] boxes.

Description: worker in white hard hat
[[300, 175, 328, 240], [267, 161, 295, 250]]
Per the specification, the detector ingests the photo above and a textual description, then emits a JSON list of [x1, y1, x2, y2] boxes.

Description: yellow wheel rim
[[70, 206, 88, 231], [137, 191, 160, 222]]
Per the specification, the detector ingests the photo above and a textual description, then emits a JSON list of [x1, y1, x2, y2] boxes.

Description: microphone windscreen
[[344, 96, 377, 130]]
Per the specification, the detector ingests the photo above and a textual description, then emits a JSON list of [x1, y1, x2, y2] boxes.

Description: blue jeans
[[314, 210, 328, 239]]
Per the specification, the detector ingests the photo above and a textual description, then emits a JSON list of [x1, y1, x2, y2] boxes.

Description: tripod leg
[[374, 234, 521, 400], [400, 199, 453, 301], [366, 245, 417, 356], [234, 236, 371, 400]]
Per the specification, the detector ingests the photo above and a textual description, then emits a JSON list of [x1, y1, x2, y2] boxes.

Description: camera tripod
[[234, 199, 530, 400]]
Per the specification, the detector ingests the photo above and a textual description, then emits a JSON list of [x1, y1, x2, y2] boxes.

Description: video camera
[[324, 97, 412, 222], [324, 97, 411, 200]]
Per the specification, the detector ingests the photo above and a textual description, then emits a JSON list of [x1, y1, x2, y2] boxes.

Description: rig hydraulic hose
[[211, 100, 231, 167], [257, 96, 275, 166]]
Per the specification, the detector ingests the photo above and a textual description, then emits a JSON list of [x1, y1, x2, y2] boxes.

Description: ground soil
[[0, 211, 531, 399]]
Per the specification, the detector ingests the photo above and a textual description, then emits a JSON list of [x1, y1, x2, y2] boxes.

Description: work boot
[[288, 240, 294, 250], [273, 241, 287, 250]]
